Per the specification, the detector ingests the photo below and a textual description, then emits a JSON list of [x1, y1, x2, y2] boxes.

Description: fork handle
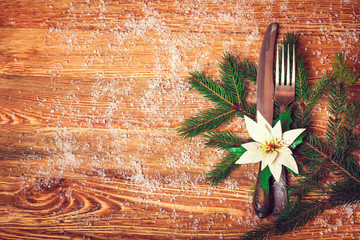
[[272, 166, 287, 218], [253, 165, 273, 218]]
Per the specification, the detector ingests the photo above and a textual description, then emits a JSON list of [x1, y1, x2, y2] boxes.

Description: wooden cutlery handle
[[253, 165, 273, 218]]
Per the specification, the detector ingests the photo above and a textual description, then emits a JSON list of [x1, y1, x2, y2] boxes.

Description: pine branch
[[240, 224, 273, 240], [187, 71, 235, 107], [241, 50, 360, 239], [294, 57, 334, 128], [281, 32, 297, 46], [288, 135, 329, 205], [305, 71, 334, 109], [206, 152, 239, 185], [325, 52, 359, 168], [292, 40, 312, 128], [238, 58, 257, 83], [351, 134, 360, 152], [325, 56, 349, 152], [287, 178, 324, 210], [333, 52, 358, 86], [344, 101, 360, 129], [236, 101, 256, 119], [332, 154, 360, 181], [293, 104, 312, 128], [344, 101, 360, 151], [177, 106, 237, 139], [219, 53, 257, 118], [219, 52, 245, 106], [305, 142, 360, 185], [295, 48, 310, 104], [203, 130, 242, 149], [329, 179, 360, 207], [274, 200, 328, 235], [241, 200, 328, 239]]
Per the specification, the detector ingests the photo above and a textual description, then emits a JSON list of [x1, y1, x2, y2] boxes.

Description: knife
[[253, 23, 278, 218]]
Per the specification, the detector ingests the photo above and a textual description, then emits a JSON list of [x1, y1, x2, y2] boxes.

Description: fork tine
[[275, 44, 279, 86], [287, 44, 290, 85], [281, 44, 285, 86], [291, 44, 296, 86]]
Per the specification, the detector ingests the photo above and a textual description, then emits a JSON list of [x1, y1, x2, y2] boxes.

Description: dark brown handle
[[253, 165, 273, 218], [272, 166, 288, 218]]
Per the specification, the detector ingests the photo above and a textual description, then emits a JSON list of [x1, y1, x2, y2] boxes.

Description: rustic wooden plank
[[0, 176, 360, 239], [1, 0, 360, 239]]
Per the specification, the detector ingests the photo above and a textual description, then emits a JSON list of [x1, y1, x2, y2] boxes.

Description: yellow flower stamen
[[260, 138, 283, 154]]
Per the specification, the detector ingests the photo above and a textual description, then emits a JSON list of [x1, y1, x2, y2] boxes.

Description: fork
[[272, 43, 296, 217]]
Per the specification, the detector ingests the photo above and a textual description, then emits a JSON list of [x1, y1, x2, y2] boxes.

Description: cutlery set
[[253, 23, 296, 218]]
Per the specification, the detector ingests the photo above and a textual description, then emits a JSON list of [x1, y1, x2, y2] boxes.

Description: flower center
[[260, 138, 283, 154]]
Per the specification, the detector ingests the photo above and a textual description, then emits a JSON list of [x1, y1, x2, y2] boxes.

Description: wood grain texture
[[1, 0, 360, 239]]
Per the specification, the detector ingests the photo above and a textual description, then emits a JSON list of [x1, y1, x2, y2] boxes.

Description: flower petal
[[256, 111, 272, 132], [242, 142, 260, 151], [279, 146, 292, 154], [282, 128, 306, 146], [277, 151, 299, 174], [272, 120, 282, 139], [261, 151, 277, 170], [235, 150, 261, 165], [269, 161, 282, 182], [244, 115, 271, 143]]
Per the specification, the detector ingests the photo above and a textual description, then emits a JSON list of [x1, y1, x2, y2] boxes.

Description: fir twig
[[177, 106, 237, 139], [274, 200, 328, 235], [305, 71, 334, 109], [241, 201, 328, 239], [203, 130, 242, 149], [206, 152, 239, 185], [305, 142, 360, 185], [240, 224, 273, 240], [243, 51, 359, 239], [187, 71, 235, 107], [220, 53, 244, 106], [178, 34, 360, 239], [329, 179, 360, 207], [239, 58, 257, 83], [326, 52, 358, 153]]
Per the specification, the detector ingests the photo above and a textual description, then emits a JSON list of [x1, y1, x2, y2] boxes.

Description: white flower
[[235, 111, 306, 182]]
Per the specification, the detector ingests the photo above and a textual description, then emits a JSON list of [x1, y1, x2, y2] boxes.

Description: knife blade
[[253, 23, 278, 218]]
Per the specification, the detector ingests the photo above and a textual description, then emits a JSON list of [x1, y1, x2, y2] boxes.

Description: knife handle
[[253, 165, 273, 218], [272, 166, 287, 218]]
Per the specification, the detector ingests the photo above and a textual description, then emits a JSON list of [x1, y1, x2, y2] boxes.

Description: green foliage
[[240, 225, 273, 240], [205, 152, 239, 185], [241, 200, 327, 239], [259, 166, 272, 195], [203, 130, 242, 149], [177, 32, 360, 239], [187, 71, 235, 107], [238, 58, 257, 83], [289, 132, 306, 149], [329, 179, 360, 207], [177, 53, 257, 139], [220, 53, 246, 106], [226, 146, 247, 157], [177, 105, 236, 139], [274, 200, 327, 235], [241, 52, 360, 239], [273, 106, 292, 131], [306, 71, 334, 109], [291, 34, 334, 129]]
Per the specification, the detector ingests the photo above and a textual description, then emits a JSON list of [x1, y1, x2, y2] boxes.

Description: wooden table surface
[[1, 0, 359, 239]]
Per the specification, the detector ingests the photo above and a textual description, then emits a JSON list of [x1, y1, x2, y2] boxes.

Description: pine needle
[[206, 152, 239, 185], [203, 130, 242, 149], [177, 105, 237, 139], [187, 71, 235, 107]]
